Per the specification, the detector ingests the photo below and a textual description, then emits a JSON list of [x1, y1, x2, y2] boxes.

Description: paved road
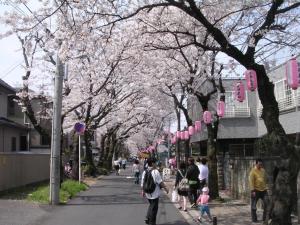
[[25, 168, 189, 225]]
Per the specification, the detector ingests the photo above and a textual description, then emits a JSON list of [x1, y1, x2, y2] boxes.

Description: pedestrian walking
[[249, 158, 268, 223], [114, 159, 120, 175], [196, 187, 213, 223], [186, 157, 200, 208], [175, 161, 188, 212], [132, 159, 141, 184], [198, 158, 209, 192], [121, 158, 127, 170], [141, 158, 169, 225]]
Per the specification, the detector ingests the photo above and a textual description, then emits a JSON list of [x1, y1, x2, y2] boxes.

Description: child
[[196, 187, 212, 223]]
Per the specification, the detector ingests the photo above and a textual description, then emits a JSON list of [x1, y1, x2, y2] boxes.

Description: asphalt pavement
[[0, 167, 190, 225]]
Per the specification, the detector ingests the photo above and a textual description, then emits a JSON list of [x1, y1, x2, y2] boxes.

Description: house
[[0, 79, 51, 153], [0, 79, 29, 152]]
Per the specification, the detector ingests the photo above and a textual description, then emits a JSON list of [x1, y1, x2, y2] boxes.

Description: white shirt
[[141, 168, 162, 199], [132, 164, 140, 173], [198, 164, 209, 181], [114, 160, 120, 166]]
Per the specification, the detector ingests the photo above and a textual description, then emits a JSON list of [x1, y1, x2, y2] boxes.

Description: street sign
[[74, 122, 85, 134], [74, 122, 85, 183]]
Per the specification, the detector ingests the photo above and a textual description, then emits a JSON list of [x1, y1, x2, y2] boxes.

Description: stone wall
[[0, 152, 50, 191]]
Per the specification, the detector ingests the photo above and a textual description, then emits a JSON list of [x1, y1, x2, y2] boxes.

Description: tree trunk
[[106, 133, 117, 170], [83, 129, 97, 176], [185, 140, 190, 163], [71, 135, 79, 180], [176, 110, 181, 168], [102, 134, 111, 169], [98, 134, 107, 167], [198, 100, 220, 199], [207, 122, 219, 199], [253, 64, 300, 225]]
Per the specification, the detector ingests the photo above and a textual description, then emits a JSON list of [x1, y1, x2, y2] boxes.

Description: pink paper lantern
[[194, 120, 201, 132], [286, 58, 299, 90], [176, 131, 181, 139], [180, 131, 185, 140], [245, 69, 257, 91], [217, 100, 225, 117], [203, 111, 212, 124], [234, 81, 245, 102], [184, 131, 189, 140], [188, 126, 195, 136]]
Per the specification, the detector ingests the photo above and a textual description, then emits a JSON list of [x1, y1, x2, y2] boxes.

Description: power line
[[0, 62, 22, 79]]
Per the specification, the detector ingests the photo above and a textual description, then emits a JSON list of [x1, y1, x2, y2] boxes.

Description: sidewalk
[[164, 178, 298, 225]]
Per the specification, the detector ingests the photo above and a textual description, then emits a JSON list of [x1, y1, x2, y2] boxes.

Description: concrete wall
[[0, 152, 50, 191]]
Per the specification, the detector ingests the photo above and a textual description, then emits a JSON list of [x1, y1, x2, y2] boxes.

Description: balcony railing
[[224, 107, 251, 118], [257, 91, 300, 117]]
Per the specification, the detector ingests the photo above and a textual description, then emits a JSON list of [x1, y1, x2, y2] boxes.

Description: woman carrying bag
[[174, 161, 188, 212]]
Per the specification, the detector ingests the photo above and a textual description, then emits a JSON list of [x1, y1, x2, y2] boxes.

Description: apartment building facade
[[189, 56, 300, 157]]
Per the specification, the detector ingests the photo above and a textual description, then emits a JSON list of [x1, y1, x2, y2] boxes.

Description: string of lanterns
[[170, 67, 265, 144], [155, 58, 300, 147]]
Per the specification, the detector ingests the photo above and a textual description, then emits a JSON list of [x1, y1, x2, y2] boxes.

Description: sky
[[0, 1, 39, 87]]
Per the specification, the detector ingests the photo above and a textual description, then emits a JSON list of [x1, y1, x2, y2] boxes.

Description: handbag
[[171, 189, 178, 202], [178, 170, 189, 192]]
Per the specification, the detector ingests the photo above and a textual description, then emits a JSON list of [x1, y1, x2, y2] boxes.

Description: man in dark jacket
[[186, 157, 200, 208]]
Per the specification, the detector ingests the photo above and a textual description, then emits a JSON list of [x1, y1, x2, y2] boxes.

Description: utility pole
[[50, 53, 64, 205]]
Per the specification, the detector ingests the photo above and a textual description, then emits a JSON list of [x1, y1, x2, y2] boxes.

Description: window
[[11, 137, 16, 151], [41, 135, 51, 146], [229, 143, 254, 157]]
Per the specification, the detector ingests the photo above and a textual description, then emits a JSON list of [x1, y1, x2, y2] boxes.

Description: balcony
[[257, 91, 300, 117], [224, 107, 251, 118]]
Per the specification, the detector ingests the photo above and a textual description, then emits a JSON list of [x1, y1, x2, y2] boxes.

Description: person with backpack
[[186, 157, 200, 208], [141, 158, 169, 225], [174, 161, 188, 212]]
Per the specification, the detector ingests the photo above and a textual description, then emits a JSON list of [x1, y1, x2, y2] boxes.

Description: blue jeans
[[198, 205, 211, 217], [134, 171, 140, 184]]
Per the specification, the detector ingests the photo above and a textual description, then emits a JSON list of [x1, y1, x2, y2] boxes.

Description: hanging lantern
[[184, 131, 189, 140], [180, 131, 185, 140], [173, 136, 177, 144], [194, 120, 201, 132], [234, 81, 245, 102], [286, 58, 299, 90], [188, 126, 195, 136], [245, 69, 257, 91], [203, 111, 212, 124], [176, 131, 181, 139], [217, 100, 225, 117]]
